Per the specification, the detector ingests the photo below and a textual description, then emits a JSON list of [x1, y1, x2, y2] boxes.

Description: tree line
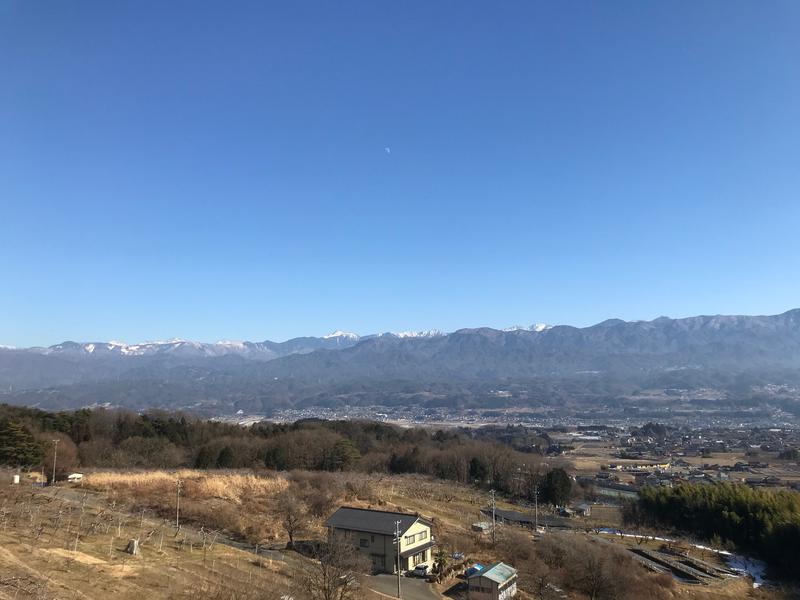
[[0, 405, 573, 504], [627, 482, 800, 577]]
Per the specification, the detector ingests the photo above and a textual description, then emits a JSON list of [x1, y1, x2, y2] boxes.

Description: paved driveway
[[367, 574, 441, 600]]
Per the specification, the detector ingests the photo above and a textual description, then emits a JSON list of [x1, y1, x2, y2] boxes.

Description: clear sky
[[1, 1, 799, 346]]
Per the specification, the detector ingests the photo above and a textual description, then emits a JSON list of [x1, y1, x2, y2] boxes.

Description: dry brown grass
[[0, 482, 303, 600], [4, 468, 792, 600], [82, 470, 292, 544], [86, 470, 288, 504]]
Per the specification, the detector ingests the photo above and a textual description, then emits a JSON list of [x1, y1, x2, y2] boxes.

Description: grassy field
[[678, 453, 749, 467]]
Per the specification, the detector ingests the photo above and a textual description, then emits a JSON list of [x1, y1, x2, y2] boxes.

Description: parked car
[[408, 565, 429, 578]]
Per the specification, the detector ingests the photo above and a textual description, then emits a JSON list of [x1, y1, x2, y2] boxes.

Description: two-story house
[[325, 506, 435, 573]]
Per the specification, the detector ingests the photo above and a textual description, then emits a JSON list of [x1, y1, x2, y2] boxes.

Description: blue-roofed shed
[[465, 563, 484, 578], [467, 561, 517, 599]]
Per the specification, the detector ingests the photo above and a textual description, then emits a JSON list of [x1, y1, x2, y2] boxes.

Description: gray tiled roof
[[325, 506, 428, 536]]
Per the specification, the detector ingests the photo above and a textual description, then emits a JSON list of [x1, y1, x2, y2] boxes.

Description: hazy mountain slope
[[250, 309, 800, 382], [1, 310, 799, 412], [0, 333, 362, 388]]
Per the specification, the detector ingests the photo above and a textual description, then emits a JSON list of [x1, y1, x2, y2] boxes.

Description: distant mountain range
[[28, 333, 364, 360], [2, 311, 800, 414], [6, 329, 447, 359]]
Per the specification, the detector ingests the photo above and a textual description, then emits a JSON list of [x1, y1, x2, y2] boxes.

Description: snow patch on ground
[[596, 529, 766, 587]]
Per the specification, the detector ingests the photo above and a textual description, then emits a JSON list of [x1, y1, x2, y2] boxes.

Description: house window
[[360, 539, 369, 548], [411, 550, 426, 566], [371, 534, 375, 543], [405, 530, 428, 545]]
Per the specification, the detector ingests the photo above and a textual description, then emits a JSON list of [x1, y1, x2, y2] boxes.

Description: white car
[[408, 565, 429, 578]]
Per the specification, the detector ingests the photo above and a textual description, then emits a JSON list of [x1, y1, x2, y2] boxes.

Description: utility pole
[[51, 439, 60, 485], [490, 489, 496, 545], [175, 478, 183, 529], [393, 520, 402, 599], [534, 484, 539, 530]]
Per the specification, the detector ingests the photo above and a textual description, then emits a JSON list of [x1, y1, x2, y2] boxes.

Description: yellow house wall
[[400, 520, 431, 552]]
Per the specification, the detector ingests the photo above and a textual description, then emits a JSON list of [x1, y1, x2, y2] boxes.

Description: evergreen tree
[[541, 468, 572, 506], [636, 482, 800, 577], [433, 546, 450, 575], [327, 438, 361, 471], [0, 420, 45, 467], [216, 445, 235, 468], [194, 446, 215, 469], [469, 456, 489, 483]]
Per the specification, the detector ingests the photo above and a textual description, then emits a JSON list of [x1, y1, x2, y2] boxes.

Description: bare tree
[[274, 492, 307, 549], [574, 543, 613, 600], [37, 433, 79, 482], [528, 560, 557, 600], [301, 538, 370, 600]]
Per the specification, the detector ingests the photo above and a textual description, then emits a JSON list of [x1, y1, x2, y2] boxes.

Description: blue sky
[[1, 1, 799, 346]]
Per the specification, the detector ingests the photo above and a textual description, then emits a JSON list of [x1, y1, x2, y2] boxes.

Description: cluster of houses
[[558, 423, 800, 463], [579, 452, 800, 498], [325, 506, 518, 599], [617, 425, 800, 460], [563, 423, 800, 496]]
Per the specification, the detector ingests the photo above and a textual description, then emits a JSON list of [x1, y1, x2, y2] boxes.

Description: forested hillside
[[0, 404, 571, 504], [629, 483, 800, 577]]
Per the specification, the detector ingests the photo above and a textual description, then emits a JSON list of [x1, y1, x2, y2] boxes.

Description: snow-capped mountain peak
[[503, 323, 552, 333], [387, 330, 444, 338], [215, 340, 247, 348], [323, 330, 360, 340]]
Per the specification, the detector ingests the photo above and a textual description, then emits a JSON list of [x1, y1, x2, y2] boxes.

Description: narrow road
[[367, 574, 442, 600]]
